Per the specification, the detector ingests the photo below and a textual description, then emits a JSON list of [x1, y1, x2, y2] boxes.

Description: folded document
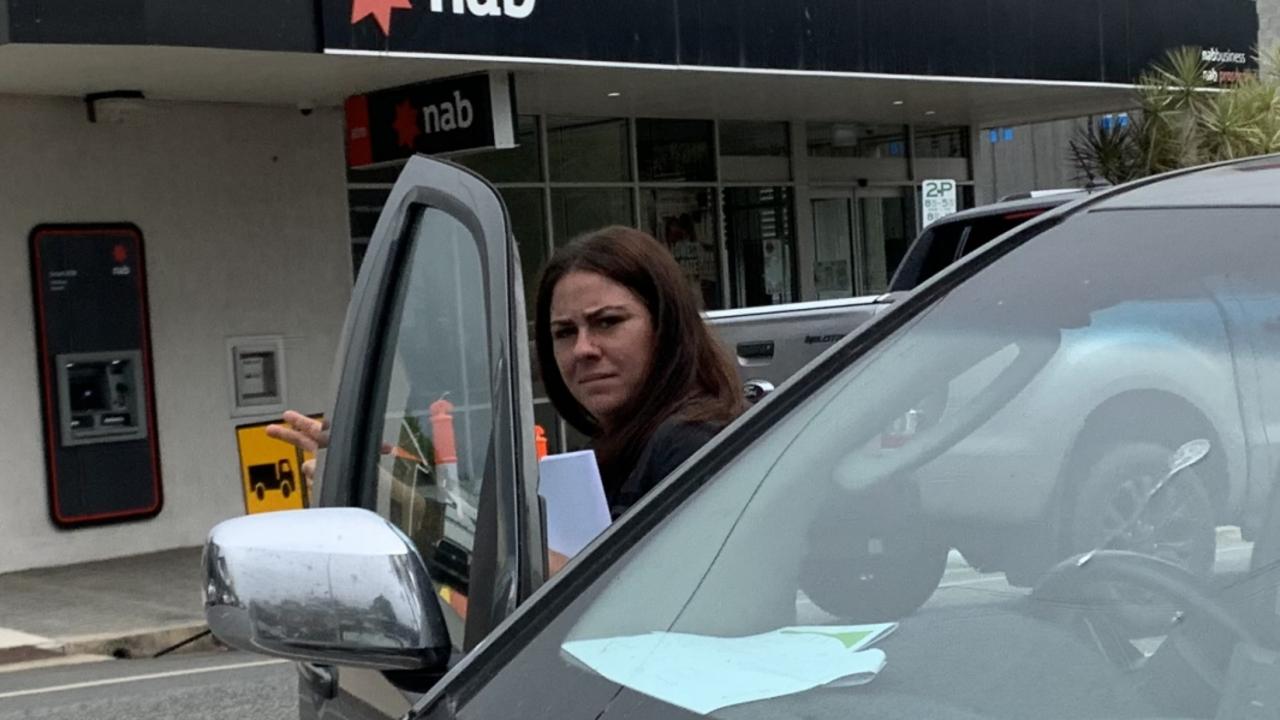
[[562, 623, 897, 715]]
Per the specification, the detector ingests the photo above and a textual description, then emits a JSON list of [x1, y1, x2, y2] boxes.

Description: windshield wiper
[[1076, 439, 1212, 567]]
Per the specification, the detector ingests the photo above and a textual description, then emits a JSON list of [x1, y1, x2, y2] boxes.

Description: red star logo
[[393, 100, 420, 149], [351, 0, 413, 35], [112, 244, 128, 264]]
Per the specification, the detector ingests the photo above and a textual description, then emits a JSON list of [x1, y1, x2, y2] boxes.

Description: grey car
[[205, 154, 1280, 720]]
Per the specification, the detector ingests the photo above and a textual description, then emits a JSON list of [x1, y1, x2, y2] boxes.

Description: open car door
[[305, 155, 545, 719]]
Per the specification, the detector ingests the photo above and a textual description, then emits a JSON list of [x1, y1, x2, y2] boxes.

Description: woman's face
[[549, 270, 656, 430]]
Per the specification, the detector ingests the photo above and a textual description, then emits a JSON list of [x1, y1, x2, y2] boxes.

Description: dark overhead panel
[[325, 0, 1258, 84], [7, 0, 319, 51]]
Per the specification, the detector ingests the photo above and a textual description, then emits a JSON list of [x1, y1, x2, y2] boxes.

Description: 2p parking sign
[[922, 179, 958, 228]]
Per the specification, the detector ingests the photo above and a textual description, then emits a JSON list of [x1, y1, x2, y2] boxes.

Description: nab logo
[[352, 0, 536, 37], [111, 244, 132, 276], [428, 0, 536, 18], [424, 92, 474, 134]]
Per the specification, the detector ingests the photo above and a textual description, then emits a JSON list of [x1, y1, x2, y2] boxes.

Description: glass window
[[349, 187, 390, 279], [366, 206, 493, 649], [719, 121, 789, 157], [347, 163, 405, 184], [551, 188, 634, 244], [858, 190, 915, 293], [445, 205, 1280, 720], [499, 187, 548, 318], [533, 401, 563, 456], [913, 126, 970, 159], [900, 221, 967, 291], [548, 117, 631, 182], [351, 241, 369, 281], [641, 188, 722, 310], [724, 187, 796, 307], [456, 115, 543, 183], [348, 188, 390, 242], [808, 123, 908, 159], [636, 119, 715, 182], [810, 196, 855, 299]]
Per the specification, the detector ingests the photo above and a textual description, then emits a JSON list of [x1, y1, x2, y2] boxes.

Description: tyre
[[1067, 441, 1216, 634], [281, 481, 292, 499], [1069, 441, 1215, 574], [799, 483, 948, 621], [255, 484, 266, 502]]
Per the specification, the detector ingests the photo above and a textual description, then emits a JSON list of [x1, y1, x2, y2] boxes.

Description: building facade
[[0, 0, 1259, 571]]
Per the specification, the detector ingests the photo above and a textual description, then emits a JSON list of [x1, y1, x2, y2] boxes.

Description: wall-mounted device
[[227, 336, 286, 418], [56, 350, 148, 446], [30, 225, 162, 528]]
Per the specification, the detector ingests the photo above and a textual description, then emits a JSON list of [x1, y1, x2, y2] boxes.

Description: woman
[[269, 225, 743, 515], [535, 225, 743, 515]]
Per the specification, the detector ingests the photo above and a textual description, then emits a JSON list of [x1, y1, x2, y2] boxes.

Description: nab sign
[[345, 72, 517, 167]]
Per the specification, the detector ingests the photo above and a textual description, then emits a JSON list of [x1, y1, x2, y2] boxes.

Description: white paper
[[562, 623, 896, 715], [538, 450, 612, 557]]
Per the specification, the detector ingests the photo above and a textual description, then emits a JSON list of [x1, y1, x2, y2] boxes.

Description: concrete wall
[[973, 117, 1090, 204], [1262, 0, 1280, 57], [0, 95, 351, 572]]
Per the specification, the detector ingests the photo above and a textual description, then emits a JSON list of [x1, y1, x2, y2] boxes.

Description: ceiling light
[[924, 110, 937, 116], [607, 92, 622, 98], [892, 100, 905, 106]]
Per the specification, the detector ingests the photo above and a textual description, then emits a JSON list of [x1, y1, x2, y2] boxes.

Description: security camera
[[297, 101, 315, 117]]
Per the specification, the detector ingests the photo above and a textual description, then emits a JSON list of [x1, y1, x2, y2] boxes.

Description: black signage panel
[[30, 225, 163, 529], [7, 0, 318, 52], [336, 0, 677, 63], [346, 71, 516, 167], [325, 0, 1258, 84]]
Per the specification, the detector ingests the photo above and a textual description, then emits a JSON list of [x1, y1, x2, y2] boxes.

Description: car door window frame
[[318, 157, 544, 654]]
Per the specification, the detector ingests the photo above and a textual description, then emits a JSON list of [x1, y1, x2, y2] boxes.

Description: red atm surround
[[29, 224, 163, 528]]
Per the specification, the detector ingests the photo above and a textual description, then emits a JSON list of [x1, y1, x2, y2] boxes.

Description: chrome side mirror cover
[[203, 507, 450, 671]]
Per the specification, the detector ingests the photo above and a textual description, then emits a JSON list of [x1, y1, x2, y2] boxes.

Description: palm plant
[[1070, 46, 1280, 183]]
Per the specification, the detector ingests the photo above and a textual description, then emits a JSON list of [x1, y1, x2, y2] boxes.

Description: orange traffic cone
[[535, 424, 549, 460], [430, 398, 458, 493]]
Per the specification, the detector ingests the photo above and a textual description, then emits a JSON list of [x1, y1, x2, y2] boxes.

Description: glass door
[[855, 187, 915, 294], [810, 192, 856, 300]]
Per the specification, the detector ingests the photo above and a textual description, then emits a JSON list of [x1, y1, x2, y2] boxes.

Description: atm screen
[[67, 364, 109, 413]]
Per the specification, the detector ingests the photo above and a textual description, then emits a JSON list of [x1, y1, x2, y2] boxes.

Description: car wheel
[[255, 484, 265, 502], [281, 482, 292, 499], [1068, 441, 1216, 632], [799, 483, 948, 622]]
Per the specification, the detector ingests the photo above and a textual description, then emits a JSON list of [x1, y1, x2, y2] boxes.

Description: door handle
[[299, 662, 338, 700], [743, 379, 775, 404], [737, 341, 775, 360]]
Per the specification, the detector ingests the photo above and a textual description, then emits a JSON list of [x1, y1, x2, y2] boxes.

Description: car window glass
[[422, 207, 1280, 720], [367, 205, 493, 649], [912, 221, 968, 286], [956, 211, 1044, 257]]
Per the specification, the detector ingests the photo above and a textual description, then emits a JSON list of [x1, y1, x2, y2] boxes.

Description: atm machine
[[30, 225, 162, 528]]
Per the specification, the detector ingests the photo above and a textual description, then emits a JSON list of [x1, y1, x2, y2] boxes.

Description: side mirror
[[203, 507, 451, 672]]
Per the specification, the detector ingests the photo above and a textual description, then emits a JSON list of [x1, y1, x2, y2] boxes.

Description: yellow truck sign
[[235, 417, 318, 514]]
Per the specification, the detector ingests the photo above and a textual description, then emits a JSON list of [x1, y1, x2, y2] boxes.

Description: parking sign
[[922, 179, 958, 227]]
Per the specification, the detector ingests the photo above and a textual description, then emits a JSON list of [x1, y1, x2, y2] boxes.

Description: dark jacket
[[608, 419, 722, 518]]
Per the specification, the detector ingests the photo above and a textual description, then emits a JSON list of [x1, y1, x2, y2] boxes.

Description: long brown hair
[[535, 226, 744, 494]]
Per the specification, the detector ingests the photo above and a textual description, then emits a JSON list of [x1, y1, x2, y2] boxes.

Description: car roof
[[932, 191, 1086, 226], [1088, 155, 1280, 210]]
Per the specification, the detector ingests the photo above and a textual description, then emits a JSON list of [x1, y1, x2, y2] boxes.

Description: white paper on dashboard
[[561, 624, 896, 715], [538, 450, 612, 557]]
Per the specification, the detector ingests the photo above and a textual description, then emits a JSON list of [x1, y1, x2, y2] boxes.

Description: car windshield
[[449, 205, 1280, 720]]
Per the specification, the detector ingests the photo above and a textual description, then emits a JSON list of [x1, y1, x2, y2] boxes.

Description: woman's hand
[[266, 411, 329, 493]]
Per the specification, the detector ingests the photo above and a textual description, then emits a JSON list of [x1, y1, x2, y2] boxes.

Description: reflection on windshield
[[454, 207, 1280, 720]]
